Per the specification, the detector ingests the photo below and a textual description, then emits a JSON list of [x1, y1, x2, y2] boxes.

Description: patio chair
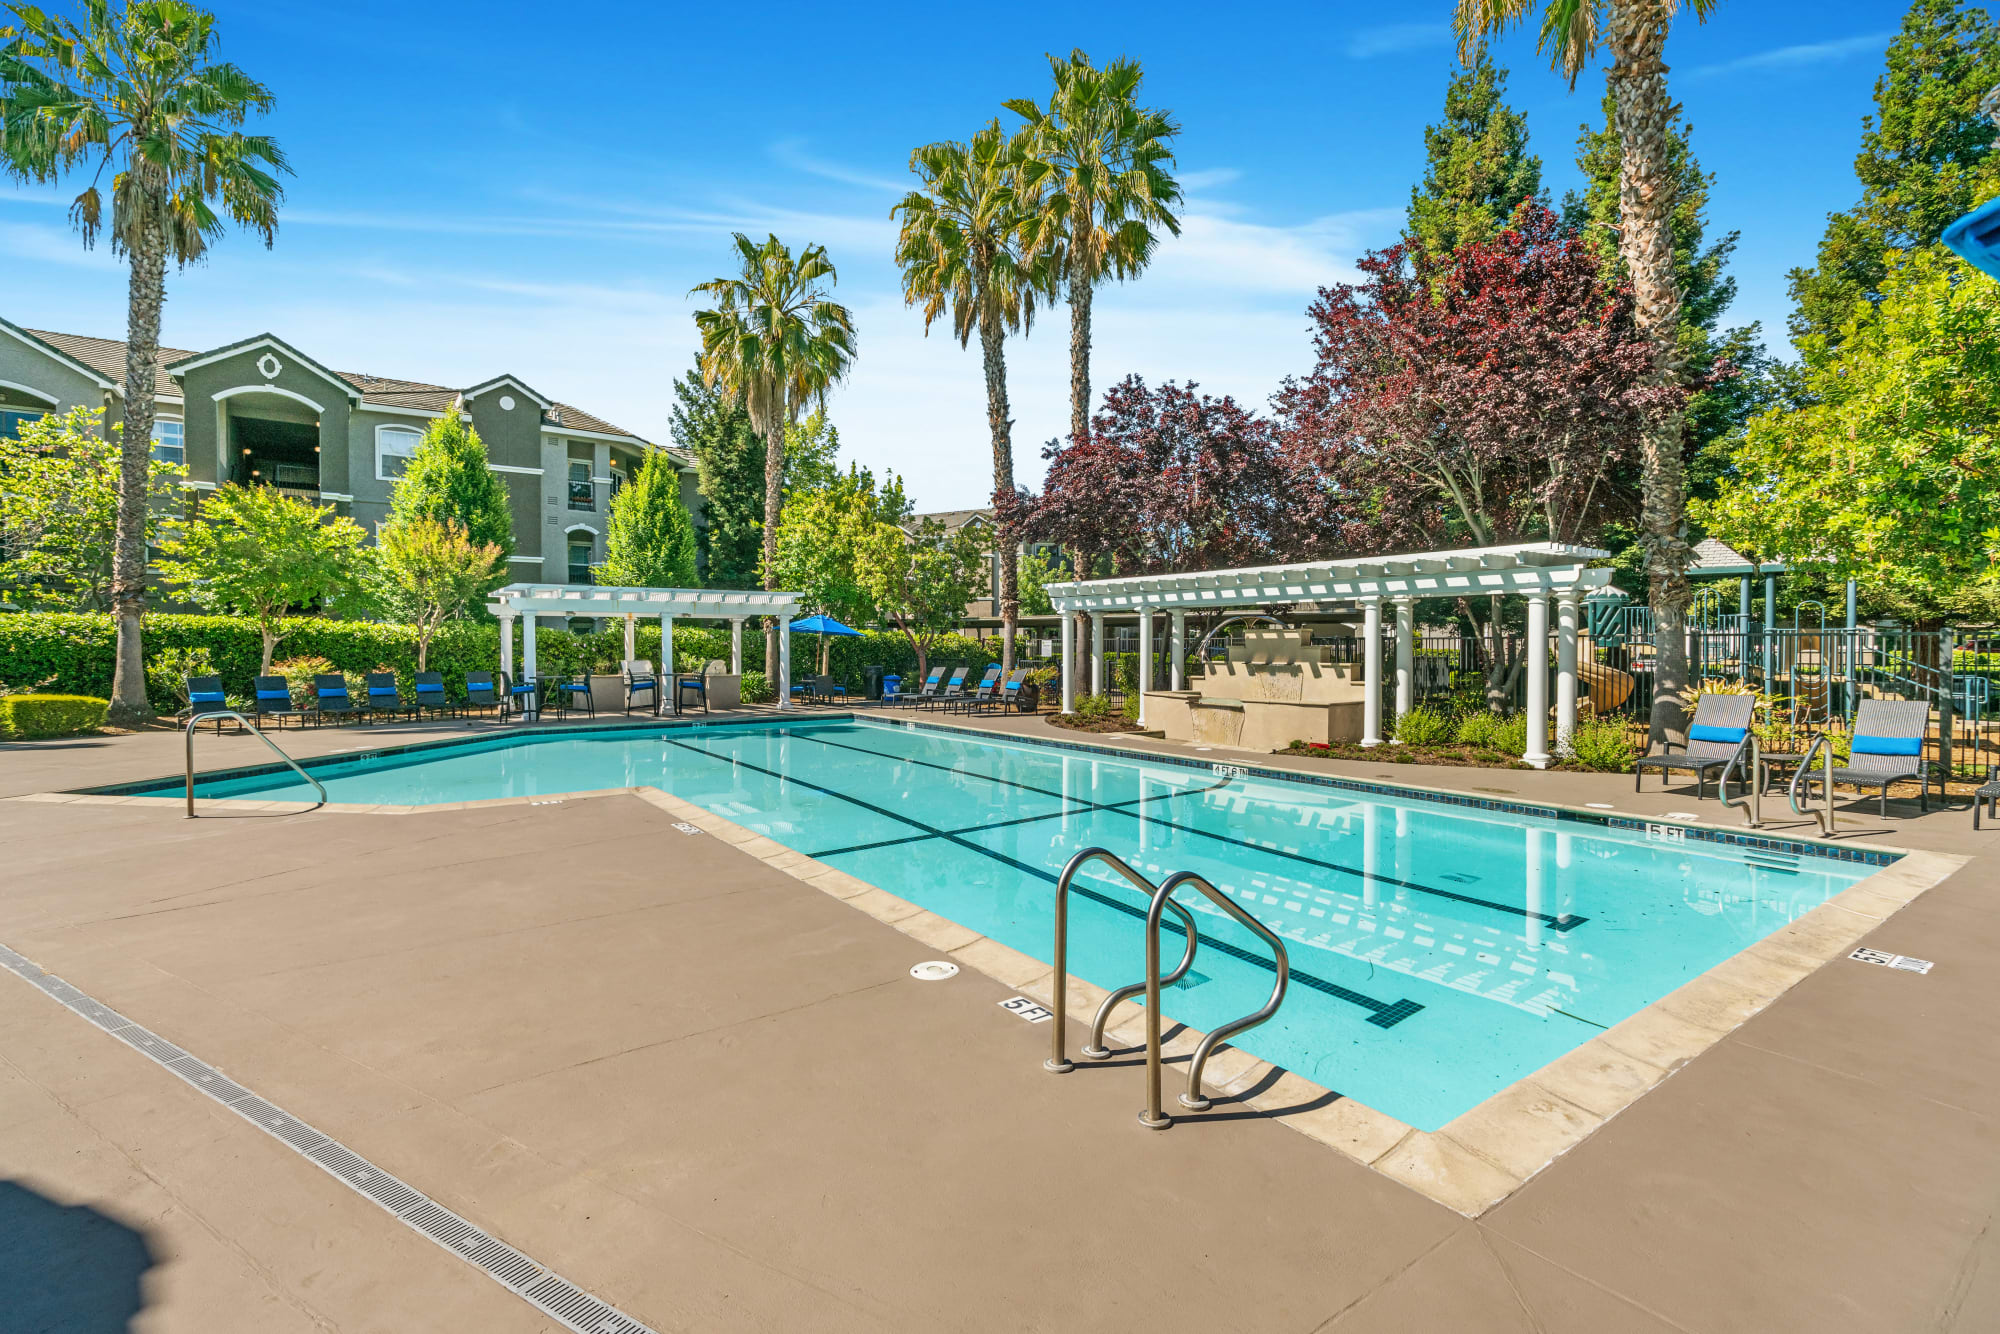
[[412, 672, 457, 720], [622, 660, 659, 716], [938, 665, 1002, 713], [1799, 698, 1933, 816], [499, 673, 541, 721], [463, 672, 502, 720], [252, 676, 303, 729], [675, 661, 714, 715], [181, 675, 239, 734], [1633, 693, 1755, 800], [808, 674, 852, 705], [549, 674, 595, 720], [883, 667, 944, 707], [363, 672, 412, 724], [950, 668, 1027, 715], [1973, 745, 1999, 831], [914, 667, 974, 711], [312, 674, 362, 726]]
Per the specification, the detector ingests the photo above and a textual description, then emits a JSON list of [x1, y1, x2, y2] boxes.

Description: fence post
[[1940, 626, 1957, 789]]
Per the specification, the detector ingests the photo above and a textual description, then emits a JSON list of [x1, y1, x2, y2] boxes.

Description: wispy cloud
[[1178, 167, 1243, 192], [1145, 206, 1402, 296], [769, 138, 910, 194], [1690, 32, 1889, 79], [0, 221, 118, 270], [1346, 22, 1452, 59]]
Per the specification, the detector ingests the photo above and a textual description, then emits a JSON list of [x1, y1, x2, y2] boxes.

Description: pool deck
[[3, 708, 1998, 1331]]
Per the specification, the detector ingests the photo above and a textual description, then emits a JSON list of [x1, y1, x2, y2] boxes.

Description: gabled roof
[[463, 374, 553, 409], [164, 334, 362, 401], [1689, 537, 1787, 575], [910, 507, 994, 533], [8, 319, 145, 393]]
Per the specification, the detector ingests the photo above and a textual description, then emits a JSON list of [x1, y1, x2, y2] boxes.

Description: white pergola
[[488, 583, 805, 709], [1045, 542, 1614, 767]]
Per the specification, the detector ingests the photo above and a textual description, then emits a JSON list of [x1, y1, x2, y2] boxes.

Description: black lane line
[[781, 727, 1581, 934], [660, 735, 1422, 1028]]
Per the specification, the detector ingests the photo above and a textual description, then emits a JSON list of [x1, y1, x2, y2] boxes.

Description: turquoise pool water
[[165, 717, 1883, 1130]]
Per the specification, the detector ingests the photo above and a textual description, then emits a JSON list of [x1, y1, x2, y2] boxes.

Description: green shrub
[[739, 670, 774, 705], [1493, 713, 1528, 754], [271, 656, 351, 707], [146, 644, 215, 707], [1455, 711, 1504, 748], [1121, 689, 1141, 722], [1566, 719, 1637, 772], [0, 693, 108, 739], [1074, 693, 1113, 722], [1393, 706, 1454, 747]]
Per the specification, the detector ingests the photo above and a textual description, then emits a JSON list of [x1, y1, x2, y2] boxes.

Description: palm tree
[[0, 0, 288, 726], [1006, 49, 1183, 446], [690, 233, 857, 675], [1453, 0, 1717, 747], [892, 120, 1051, 674]]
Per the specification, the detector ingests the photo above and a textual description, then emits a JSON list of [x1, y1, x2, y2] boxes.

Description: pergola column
[[522, 614, 539, 719], [1170, 610, 1186, 690], [1136, 607, 1153, 727], [1392, 596, 1414, 736], [1555, 590, 1581, 757], [661, 613, 675, 713], [622, 613, 636, 665], [1524, 591, 1551, 769], [498, 613, 514, 685], [777, 616, 792, 710], [729, 618, 743, 674], [1361, 596, 1383, 748], [1089, 613, 1105, 696], [1060, 608, 1075, 714]]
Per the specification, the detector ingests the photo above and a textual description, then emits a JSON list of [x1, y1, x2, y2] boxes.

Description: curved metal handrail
[[1788, 732, 1837, 835], [1141, 871, 1290, 1127], [1083, 895, 1200, 1060], [1719, 733, 1762, 828], [1047, 847, 1165, 1075], [185, 711, 327, 818]]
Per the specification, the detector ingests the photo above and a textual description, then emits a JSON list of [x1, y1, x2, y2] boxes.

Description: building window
[[568, 460, 594, 511], [376, 424, 421, 480], [0, 407, 44, 440], [608, 465, 626, 501], [150, 419, 184, 466], [567, 535, 594, 584]]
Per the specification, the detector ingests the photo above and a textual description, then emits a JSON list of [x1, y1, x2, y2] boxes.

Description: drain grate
[[0, 945, 659, 1334]]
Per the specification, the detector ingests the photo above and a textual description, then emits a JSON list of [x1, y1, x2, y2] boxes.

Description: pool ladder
[[184, 711, 327, 818], [1044, 847, 1290, 1129]]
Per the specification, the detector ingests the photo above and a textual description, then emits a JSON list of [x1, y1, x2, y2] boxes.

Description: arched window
[[375, 424, 422, 480]]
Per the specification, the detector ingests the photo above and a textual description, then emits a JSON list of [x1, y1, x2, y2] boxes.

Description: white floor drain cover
[[909, 961, 959, 981], [1586, 802, 1614, 809]]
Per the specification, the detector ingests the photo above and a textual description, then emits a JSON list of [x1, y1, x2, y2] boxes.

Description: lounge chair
[[253, 675, 303, 729], [1799, 698, 1933, 816], [622, 660, 659, 716], [499, 673, 540, 721], [882, 667, 944, 707], [412, 672, 457, 720], [549, 675, 595, 720], [1633, 693, 1755, 800], [939, 666, 1002, 713], [312, 674, 362, 726], [950, 668, 1027, 715], [464, 672, 502, 720], [363, 672, 412, 724], [181, 675, 239, 733], [914, 667, 974, 711]]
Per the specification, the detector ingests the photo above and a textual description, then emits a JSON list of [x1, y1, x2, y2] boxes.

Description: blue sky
[[1, 0, 1910, 510]]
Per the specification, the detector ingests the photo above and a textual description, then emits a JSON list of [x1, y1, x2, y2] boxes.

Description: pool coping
[[23, 710, 1968, 1216]]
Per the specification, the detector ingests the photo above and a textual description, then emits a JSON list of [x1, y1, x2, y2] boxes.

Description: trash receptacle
[[881, 673, 901, 702], [864, 665, 885, 699]]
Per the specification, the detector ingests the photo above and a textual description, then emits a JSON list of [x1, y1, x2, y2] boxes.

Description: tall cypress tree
[[1788, 0, 2000, 344], [669, 364, 762, 588], [1406, 48, 1543, 257], [385, 404, 514, 555], [600, 448, 697, 588]]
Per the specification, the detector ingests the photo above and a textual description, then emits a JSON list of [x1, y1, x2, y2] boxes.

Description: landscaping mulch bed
[[1048, 712, 1150, 735], [1277, 741, 1541, 770]]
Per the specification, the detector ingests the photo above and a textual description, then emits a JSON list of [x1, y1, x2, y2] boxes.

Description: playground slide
[[1578, 659, 1635, 713]]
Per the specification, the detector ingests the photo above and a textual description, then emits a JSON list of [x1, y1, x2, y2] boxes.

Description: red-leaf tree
[[1275, 204, 1691, 557]]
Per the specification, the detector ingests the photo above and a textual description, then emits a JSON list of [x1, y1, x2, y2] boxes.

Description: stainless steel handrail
[[1719, 733, 1762, 828], [1047, 847, 1163, 1075], [1083, 894, 1200, 1060], [185, 711, 327, 818], [1142, 871, 1289, 1126], [1788, 732, 1837, 836]]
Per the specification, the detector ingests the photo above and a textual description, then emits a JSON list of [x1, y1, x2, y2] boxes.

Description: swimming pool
[[157, 716, 1887, 1131]]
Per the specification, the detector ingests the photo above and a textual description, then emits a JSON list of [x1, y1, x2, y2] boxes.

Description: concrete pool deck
[[3, 710, 1999, 1331]]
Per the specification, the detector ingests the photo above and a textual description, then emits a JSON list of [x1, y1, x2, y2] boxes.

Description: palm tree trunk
[[106, 228, 168, 728], [761, 413, 785, 678], [1067, 274, 1093, 444], [1609, 0, 1692, 749], [978, 276, 1019, 676]]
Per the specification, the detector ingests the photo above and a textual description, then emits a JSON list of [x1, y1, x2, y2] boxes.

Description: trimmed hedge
[[0, 693, 108, 740]]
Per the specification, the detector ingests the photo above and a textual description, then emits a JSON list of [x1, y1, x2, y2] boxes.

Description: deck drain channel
[[0, 945, 659, 1334]]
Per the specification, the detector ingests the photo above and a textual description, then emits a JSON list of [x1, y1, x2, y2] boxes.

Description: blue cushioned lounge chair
[[499, 673, 540, 721], [949, 668, 1027, 715], [463, 672, 502, 720], [623, 660, 659, 716], [181, 675, 239, 733], [363, 672, 411, 724], [413, 671, 457, 720], [914, 667, 974, 711], [1799, 698, 1933, 816], [312, 674, 361, 726], [883, 667, 944, 707], [1633, 693, 1755, 800], [937, 665, 1001, 712], [252, 676, 302, 728]]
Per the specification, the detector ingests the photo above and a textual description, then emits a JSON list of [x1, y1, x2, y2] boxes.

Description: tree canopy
[[599, 449, 697, 590], [671, 366, 762, 588], [385, 406, 514, 556], [856, 516, 987, 679], [1407, 48, 1543, 258], [375, 517, 504, 670]]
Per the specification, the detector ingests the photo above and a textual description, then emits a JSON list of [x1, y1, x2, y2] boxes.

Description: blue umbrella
[[789, 615, 863, 694]]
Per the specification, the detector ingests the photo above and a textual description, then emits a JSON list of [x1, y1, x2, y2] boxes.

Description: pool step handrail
[[185, 710, 327, 818], [1787, 732, 1838, 836], [1045, 846, 1291, 1130], [1719, 732, 1762, 828]]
